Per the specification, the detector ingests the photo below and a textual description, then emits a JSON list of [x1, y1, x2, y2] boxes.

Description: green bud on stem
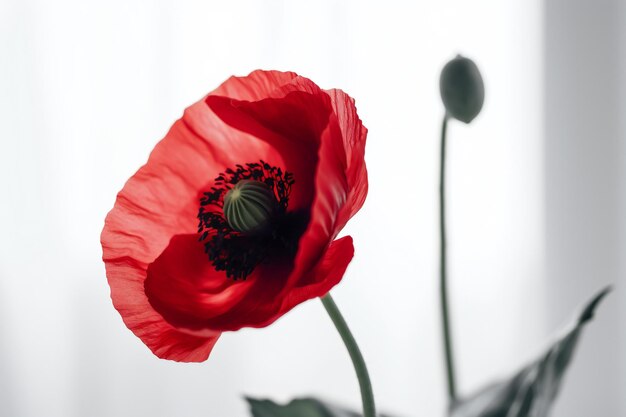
[[440, 55, 485, 123]]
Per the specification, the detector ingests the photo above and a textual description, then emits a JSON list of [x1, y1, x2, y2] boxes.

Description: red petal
[[287, 112, 349, 284], [327, 89, 369, 233], [144, 235, 253, 327], [288, 89, 368, 287], [206, 86, 332, 211], [103, 258, 219, 362], [280, 236, 355, 315], [200, 236, 354, 331], [210, 70, 299, 101], [278, 90, 368, 290], [144, 234, 288, 331]]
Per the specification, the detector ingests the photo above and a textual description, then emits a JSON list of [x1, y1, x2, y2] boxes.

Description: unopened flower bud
[[223, 180, 277, 234], [440, 55, 485, 123]]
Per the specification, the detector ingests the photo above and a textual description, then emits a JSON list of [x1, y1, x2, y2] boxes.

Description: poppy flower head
[[101, 70, 368, 362]]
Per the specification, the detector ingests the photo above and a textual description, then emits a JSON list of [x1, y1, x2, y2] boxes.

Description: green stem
[[440, 113, 457, 403], [321, 294, 376, 417]]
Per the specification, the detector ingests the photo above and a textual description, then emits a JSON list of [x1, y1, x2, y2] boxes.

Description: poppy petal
[[103, 258, 220, 362], [201, 258, 293, 331], [327, 89, 369, 235], [204, 236, 355, 331], [145, 235, 293, 332], [144, 234, 257, 329], [281, 236, 355, 314], [288, 89, 368, 288], [210, 70, 299, 101], [287, 112, 350, 286], [206, 88, 332, 211]]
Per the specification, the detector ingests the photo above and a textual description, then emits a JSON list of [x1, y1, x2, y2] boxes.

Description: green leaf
[[246, 397, 396, 417], [450, 287, 611, 417]]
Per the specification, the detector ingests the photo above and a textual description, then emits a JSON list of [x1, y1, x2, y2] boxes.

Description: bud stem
[[440, 113, 457, 404], [321, 293, 376, 417]]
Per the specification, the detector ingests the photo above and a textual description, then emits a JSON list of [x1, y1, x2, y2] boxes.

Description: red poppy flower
[[101, 70, 368, 362]]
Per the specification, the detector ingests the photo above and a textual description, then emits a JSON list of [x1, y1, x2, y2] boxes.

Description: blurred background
[[0, 0, 623, 416]]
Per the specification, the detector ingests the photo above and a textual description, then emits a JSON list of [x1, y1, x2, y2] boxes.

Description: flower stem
[[439, 113, 457, 403], [321, 293, 376, 417]]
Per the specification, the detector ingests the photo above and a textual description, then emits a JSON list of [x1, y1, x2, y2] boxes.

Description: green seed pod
[[223, 180, 278, 234], [440, 55, 485, 123]]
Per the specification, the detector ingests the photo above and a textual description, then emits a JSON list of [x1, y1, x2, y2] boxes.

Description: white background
[[0, 1, 623, 416]]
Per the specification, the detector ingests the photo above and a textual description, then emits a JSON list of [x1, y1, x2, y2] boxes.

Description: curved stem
[[440, 113, 457, 403], [321, 294, 376, 417]]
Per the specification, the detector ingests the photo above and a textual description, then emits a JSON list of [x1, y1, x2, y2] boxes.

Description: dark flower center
[[197, 161, 308, 280]]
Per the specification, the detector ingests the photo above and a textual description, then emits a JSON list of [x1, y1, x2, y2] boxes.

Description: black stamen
[[197, 160, 299, 280]]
